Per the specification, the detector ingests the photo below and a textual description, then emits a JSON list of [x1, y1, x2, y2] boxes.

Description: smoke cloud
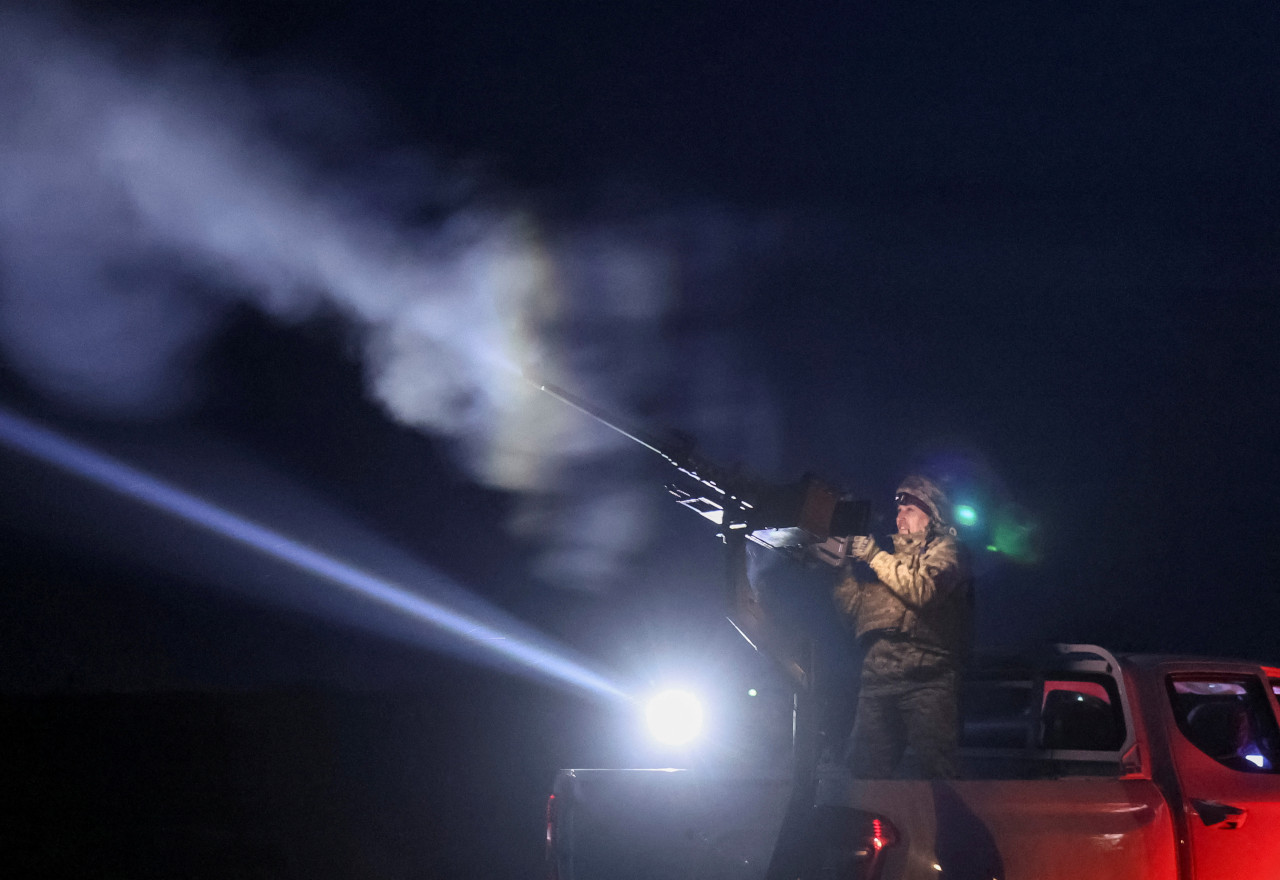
[[0, 6, 766, 594]]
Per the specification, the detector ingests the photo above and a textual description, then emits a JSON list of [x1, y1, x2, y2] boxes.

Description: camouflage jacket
[[833, 529, 974, 666]]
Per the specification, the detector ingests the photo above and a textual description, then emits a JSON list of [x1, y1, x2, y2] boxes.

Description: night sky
[[2, 2, 1279, 877]]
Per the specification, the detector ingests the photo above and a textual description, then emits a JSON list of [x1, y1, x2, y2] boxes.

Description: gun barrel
[[527, 373, 867, 552], [526, 376, 671, 460]]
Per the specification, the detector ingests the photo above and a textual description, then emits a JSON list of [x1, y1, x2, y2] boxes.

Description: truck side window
[[1168, 677, 1280, 773]]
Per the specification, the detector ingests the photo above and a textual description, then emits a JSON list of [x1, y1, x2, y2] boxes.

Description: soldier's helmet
[[894, 475, 951, 528]]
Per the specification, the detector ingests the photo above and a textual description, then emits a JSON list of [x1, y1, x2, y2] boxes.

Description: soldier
[[835, 475, 974, 778]]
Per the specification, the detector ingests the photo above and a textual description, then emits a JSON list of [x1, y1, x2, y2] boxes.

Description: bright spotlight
[[645, 690, 703, 745], [954, 504, 978, 527]]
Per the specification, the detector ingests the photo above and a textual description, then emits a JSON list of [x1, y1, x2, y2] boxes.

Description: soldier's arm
[[867, 539, 964, 609], [832, 569, 862, 618]]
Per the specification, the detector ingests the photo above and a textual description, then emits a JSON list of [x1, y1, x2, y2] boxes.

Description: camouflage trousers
[[844, 640, 961, 779]]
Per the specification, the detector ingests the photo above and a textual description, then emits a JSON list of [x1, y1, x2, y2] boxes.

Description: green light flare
[[990, 518, 1040, 564]]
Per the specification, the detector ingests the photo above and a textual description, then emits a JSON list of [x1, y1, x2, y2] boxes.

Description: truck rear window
[[1040, 684, 1123, 751], [960, 675, 1125, 753]]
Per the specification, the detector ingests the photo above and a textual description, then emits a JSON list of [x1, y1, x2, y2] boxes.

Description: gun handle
[[811, 536, 852, 567]]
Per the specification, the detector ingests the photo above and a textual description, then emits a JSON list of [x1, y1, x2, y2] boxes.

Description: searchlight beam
[[0, 406, 626, 702]]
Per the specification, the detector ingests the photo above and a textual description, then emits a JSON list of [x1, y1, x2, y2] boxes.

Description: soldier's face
[[896, 503, 930, 534]]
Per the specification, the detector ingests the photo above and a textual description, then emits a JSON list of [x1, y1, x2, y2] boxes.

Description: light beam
[[0, 405, 627, 702]]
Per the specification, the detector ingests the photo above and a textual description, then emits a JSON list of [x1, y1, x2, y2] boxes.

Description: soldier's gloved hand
[[847, 535, 880, 562]]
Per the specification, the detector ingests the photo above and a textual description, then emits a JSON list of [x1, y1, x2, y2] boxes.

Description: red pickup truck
[[547, 644, 1280, 880]]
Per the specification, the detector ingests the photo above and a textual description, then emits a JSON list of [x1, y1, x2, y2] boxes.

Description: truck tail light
[[811, 807, 899, 880], [545, 794, 559, 880]]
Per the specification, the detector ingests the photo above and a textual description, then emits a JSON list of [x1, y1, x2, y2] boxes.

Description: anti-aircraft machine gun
[[531, 377, 875, 879], [531, 378, 869, 560], [530, 377, 869, 678]]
